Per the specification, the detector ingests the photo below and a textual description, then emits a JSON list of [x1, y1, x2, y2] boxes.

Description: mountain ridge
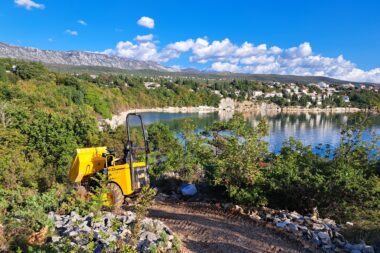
[[0, 42, 173, 72], [1, 42, 377, 86]]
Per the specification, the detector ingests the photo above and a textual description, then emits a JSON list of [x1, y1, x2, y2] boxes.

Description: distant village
[[242, 81, 379, 106], [142, 74, 379, 108], [55, 67, 380, 109]]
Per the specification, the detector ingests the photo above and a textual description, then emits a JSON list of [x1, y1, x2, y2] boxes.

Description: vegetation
[[349, 89, 380, 110], [0, 58, 379, 250], [144, 113, 379, 245], [130, 186, 157, 245]]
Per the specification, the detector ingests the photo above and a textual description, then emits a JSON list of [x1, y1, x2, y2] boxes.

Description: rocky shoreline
[[226, 98, 364, 113], [103, 106, 219, 128]]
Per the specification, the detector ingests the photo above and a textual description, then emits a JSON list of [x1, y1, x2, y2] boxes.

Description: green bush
[[0, 186, 62, 251], [0, 65, 8, 82], [13, 61, 49, 81], [84, 88, 112, 119]]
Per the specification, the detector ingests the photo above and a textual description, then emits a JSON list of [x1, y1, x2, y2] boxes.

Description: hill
[[47, 63, 376, 86]]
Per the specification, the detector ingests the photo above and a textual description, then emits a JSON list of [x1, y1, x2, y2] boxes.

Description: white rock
[[51, 236, 60, 242], [363, 245, 375, 253]]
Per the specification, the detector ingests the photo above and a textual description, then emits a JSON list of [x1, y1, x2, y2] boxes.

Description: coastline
[[103, 103, 366, 128], [103, 106, 219, 128]]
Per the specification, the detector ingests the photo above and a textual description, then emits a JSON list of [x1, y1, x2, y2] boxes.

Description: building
[[342, 83, 355, 89], [144, 82, 161, 89], [317, 82, 329, 89]]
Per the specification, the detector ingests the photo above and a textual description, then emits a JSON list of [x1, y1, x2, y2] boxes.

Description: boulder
[[51, 236, 60, 243], [311, 232, 321, 246], [289, 211, 302, 220], [276, 221, 289, 228], [317, 231, 331, 245], [287, 223, 299, 233], [265, 214, 274, 222], [140, 231, 158, 243], [312, 223, 325, 230]]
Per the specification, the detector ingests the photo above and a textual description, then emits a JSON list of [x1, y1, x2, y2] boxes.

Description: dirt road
[[149, 200, 313, 253]]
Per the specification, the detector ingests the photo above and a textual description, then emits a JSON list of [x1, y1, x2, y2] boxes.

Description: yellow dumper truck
[[68, 113, 150, 207]]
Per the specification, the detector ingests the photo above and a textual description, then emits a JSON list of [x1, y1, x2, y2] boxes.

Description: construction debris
[[48, 211, 177, 253], [243, 206, 374, 253]]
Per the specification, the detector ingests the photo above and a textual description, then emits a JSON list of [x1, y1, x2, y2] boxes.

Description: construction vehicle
[[68, 113, 150, 207]]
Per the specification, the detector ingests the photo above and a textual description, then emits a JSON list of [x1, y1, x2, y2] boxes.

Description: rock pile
[[244, 208, 374, 253], [48, 211, 178, 252]]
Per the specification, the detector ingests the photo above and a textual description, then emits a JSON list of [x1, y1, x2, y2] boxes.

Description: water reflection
[[132, 111, 380, 153]]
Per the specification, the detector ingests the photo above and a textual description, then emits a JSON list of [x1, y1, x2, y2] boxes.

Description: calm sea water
[[130, 111, 380, 154]]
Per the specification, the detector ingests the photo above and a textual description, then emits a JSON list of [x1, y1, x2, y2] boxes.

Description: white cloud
[[78, 20, 87, 26], [191, 38, 237, 63], [48, 38, 53, 42], [159, 39, 195, 62], [285, 42, 312, 58], [240, 55, 275, 65], [15, 0, 44, 10], [104, 37, 380, 83], [270, 46, 282, 55], [105, 41, 159, 62], [211, 62, 240, 72], [135, 34, 154, 42], [65, 29, 78, 36], [137, 16, 155, 29], [166, 39, 195, 52]]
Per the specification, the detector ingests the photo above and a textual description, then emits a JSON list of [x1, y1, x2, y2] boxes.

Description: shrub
[[131, 186, 156, 245], [0, 65, 8, 82], [260, 114, 380, 220], [148, 120, 213, 182], [204, 113, 269, 205], [0, 186, 61, 251], [13, 61, 49, 81], [84, 88, 112, 119]]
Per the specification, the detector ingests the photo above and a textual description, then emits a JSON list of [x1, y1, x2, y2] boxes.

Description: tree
[[23, 111, 78, 182]]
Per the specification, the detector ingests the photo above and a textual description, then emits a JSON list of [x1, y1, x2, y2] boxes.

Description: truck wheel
[[106, 183, 124, 208]]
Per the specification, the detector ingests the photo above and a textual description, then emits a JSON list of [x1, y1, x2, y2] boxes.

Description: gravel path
[[149, 200, 313, 253]]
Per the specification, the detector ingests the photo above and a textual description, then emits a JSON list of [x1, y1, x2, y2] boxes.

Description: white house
[[342, 83, 355, 89], [144, 82, 161, 89], [317, 82, 329, 89]]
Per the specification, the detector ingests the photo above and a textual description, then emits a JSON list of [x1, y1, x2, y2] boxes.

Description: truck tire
[[106, 183, 124, 208]]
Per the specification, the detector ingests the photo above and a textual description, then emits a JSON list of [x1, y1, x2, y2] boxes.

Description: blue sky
[[1, 0, 380, 82]]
